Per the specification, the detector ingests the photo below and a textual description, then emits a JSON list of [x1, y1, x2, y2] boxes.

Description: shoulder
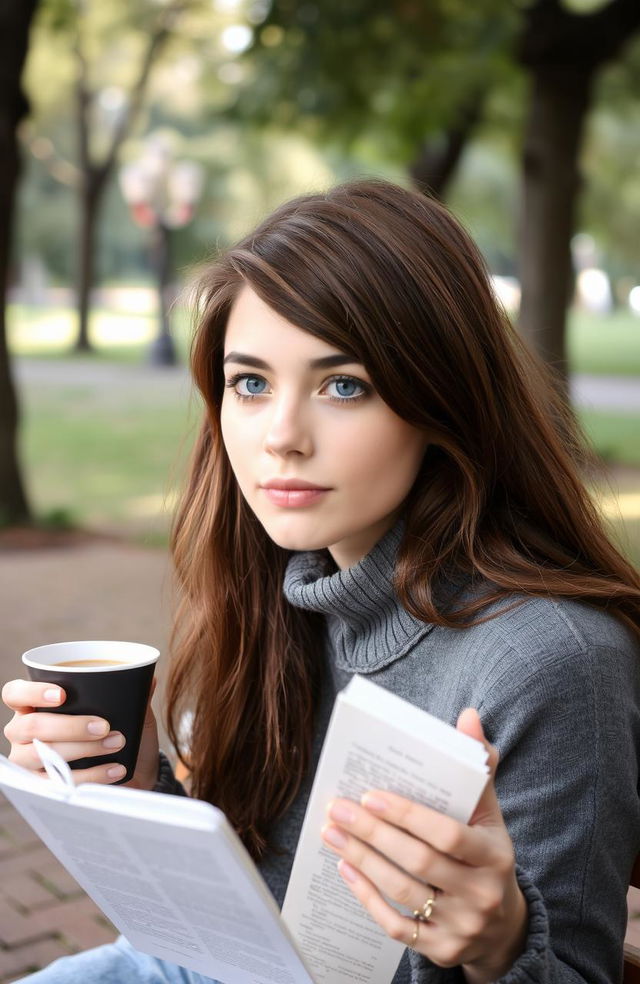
[[422, 593, 640, 733], [454, 594, 640, 751], [460, 592, 639, 681]]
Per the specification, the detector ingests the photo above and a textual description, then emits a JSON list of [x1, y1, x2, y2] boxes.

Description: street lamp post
[[119, 136, 204, 366]]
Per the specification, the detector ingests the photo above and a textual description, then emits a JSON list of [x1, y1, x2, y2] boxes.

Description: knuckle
[[482, 891, 502, 918], [357, 811, 378, 841], [432, 939, 463, 968], [3, 718, 16, 742], [462, 911, 486, 939], [473, 880, 503, 917], [494, 848, 515, 877], [20, 715, 40, 742], [349, 841, 367, 870], [391, 877, 415, 908], [397, 800, 415, 827], [409, 842, 432, 876], [439, 826, 463, 856]]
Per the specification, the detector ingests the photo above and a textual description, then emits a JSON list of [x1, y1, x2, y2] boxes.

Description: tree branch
[[73, 14, 92, 178], [99, 0, 192, 180], [409, 86, 487, 200]]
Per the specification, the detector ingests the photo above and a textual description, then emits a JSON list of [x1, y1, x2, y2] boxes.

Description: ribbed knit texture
[[157, 521, 640, 983], [284, 523, 434, 672]]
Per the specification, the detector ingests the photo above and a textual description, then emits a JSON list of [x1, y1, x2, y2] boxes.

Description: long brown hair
[[167, 179, 640, 858]]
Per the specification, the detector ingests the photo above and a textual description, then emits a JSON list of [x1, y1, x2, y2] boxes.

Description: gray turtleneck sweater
[[158, 523, 640, 983]]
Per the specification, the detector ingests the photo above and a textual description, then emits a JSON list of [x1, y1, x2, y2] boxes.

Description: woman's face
[[220, 286, 429, 570]]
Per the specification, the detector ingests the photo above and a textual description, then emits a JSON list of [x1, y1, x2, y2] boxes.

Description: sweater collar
[[282, 522, 434, 674]]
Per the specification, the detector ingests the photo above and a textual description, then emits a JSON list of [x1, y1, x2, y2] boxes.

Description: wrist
[[463, 884, 528, 984]]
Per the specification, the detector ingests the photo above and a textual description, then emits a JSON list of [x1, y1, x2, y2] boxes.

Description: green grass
[[19, 375, 200, 542], [568, 309, 640, 376], [579, 410, 640, 466], [7, 301, 192, 364]]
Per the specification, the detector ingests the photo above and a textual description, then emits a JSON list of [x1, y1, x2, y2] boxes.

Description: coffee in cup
[[22, 641, 160, 783], [53, 660, 127, 667]]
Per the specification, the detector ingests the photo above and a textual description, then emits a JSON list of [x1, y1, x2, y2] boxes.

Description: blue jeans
[[16, 935, 221, 984]]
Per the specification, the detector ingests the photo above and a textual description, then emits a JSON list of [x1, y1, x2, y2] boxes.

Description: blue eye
[[326, 376, 367, 401], [235, 375, 267, 396]]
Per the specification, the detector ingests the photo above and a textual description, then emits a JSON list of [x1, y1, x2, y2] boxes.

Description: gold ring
[[410, 914, 420, 947], [412, 890, 437, 923]]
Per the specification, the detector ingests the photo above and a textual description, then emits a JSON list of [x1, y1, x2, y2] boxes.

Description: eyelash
[[224, 373, 370, 405]]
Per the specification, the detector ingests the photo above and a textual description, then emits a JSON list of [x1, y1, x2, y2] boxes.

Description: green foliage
[[40, 506, 76, 529], [235, 0, 520, 161]]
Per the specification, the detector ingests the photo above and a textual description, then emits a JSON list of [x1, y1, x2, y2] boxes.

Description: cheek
[[340, 418, 427, 491]]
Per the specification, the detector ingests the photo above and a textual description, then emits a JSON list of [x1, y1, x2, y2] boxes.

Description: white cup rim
[[22, 640, 160, 672]]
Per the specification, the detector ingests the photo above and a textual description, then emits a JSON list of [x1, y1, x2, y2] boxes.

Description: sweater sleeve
[[153, 749, 188, 797], [475, 629, 640, 984]]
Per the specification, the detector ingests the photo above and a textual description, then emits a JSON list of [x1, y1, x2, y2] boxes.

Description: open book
[[0, 676, 489, 984]]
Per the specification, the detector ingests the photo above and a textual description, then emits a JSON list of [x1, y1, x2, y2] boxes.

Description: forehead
[[224, 285, 343, 360]]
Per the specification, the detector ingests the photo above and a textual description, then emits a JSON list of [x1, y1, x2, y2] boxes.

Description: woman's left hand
[[321, 709, 528, 984]]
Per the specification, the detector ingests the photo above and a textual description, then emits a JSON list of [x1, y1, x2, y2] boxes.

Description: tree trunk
[[75, 174, 104, 353], [409, 88, 486, 200], [0, 0, 38, 524], [515, 0, 640, 386], [71, 4, 182, 354], [517, 66, 592, 381]]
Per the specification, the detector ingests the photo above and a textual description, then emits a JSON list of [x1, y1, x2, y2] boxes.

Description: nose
[[263, 395, 313, 458]]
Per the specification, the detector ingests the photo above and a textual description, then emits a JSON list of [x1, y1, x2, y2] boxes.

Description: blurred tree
[[36, 0, 195, 352], [238, 0, 518, 199], [581, 44, 640, 282], [516, 0, 640, 377], [0, 0, 37, 523]]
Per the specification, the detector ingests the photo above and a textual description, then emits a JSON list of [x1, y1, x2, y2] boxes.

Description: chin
[[258, 515, 337, 554]]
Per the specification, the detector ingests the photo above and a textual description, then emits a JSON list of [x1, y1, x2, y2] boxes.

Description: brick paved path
[[0, 537, 171, 981]]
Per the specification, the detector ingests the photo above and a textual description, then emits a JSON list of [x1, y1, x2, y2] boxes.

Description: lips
[[260, 479, 330, 508], [260, 479, 330, 491]]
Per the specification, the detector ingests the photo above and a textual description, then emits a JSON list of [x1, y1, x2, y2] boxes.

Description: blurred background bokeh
[[1, 0, 639, 558]]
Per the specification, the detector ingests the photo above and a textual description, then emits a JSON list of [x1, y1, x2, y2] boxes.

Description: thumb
[[456, 708, 503, 827]]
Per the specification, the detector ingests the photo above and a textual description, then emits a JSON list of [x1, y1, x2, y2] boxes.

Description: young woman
[[3, 179, 640, 984]]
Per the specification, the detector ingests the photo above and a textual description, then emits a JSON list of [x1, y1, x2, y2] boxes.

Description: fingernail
[[322, 825, 347, 849], [338, 860, 358, 884], [44, 688, 61, 702], [106, 765, 126, 780], [361, 793, 388, 813], [87, 720, 109, 736], [102, 733, 124, 749], [329, 802, 355, 824]]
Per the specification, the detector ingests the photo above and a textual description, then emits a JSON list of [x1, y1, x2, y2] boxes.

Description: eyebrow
[[222, 351, 363, 370]]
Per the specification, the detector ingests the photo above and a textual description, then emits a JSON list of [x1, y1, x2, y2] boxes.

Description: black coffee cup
[[23, 640, 160, 783]]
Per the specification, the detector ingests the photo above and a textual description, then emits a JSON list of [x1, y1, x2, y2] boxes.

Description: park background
[[1, 0, 640, 979]]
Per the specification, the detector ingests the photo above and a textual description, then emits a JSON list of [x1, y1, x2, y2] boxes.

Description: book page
[[282, 682, 488, 984], [1, 770, 313, 984]]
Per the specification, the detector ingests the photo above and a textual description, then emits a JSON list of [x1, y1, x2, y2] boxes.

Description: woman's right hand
[[2, 679, 158, 787]]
